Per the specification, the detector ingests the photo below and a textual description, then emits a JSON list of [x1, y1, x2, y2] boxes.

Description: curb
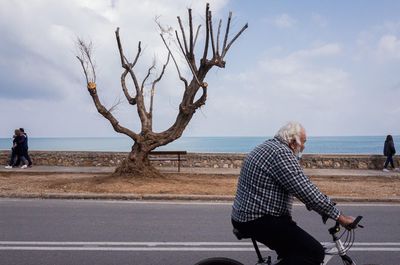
[[2, 166, 400, 179], [1, 193, 399, 203], [0, 193, 234, 201]]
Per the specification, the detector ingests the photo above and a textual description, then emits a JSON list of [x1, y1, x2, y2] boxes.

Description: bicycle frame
[[248, 216, 363, 265], [323, 242, 356, 265], [194, 216, 363, 265], [322, 216, 363, 265]]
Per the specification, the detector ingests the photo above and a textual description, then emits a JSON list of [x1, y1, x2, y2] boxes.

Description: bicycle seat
[[233, 228, 252, 240]]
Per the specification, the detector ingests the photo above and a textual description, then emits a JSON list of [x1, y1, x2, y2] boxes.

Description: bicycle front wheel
[[194, 257, 245, 265]]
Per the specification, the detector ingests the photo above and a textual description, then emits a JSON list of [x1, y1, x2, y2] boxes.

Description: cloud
[[355, 20, 400, 62], [292, 43, 342, 58], [274, 13, 297, 29], [377, 34, 400, 60], [186, 43, 354, 136], [0, 0, 232, 137], [253, 44, 349, 108], [311, 13, 328, 28], [2, 1, 399, 138], [260, 43, 342, 75]]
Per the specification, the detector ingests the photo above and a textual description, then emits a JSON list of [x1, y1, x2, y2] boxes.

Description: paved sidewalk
[[1, 165, 400, 178]]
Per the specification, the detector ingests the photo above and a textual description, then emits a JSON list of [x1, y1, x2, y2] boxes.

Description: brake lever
[[345, 216, 363, 230], [321, 214, 329, 224]]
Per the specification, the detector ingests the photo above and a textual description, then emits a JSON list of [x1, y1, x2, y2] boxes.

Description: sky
[[1, 0, 400, 138]]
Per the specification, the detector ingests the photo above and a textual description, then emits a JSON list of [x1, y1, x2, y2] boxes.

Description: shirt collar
[[274, 135, 288, 146], [274, 136, 295, 153]]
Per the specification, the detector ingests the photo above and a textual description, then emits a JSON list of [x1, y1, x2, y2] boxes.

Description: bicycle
[[194, 216, 369, 265]]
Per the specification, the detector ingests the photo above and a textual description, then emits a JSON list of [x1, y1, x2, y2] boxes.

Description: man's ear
[[288, 140, 296, 151]]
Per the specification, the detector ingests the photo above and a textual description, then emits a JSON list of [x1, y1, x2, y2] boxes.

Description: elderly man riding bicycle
[[231, 121, 355, 265]]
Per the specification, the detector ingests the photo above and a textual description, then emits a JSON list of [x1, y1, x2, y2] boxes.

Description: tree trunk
[[113, 142, 160, 178]]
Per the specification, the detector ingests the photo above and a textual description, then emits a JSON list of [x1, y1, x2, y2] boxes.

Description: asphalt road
[[0, 199, 399, 265]]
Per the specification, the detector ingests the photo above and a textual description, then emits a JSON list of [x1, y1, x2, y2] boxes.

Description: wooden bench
[[149, 151, 187, 172]]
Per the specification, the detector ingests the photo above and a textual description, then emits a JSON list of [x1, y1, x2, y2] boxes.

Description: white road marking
[[1, 198, 400, 207], [0, 246, 399, 252], [1, 241, 400, 246], [0, 241, 399, 252]]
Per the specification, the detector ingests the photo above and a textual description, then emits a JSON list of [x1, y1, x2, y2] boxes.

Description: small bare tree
[[76, 3, 247, 177]]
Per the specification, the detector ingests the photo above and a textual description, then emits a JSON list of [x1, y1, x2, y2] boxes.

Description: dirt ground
[[0, 172, 399, 199]]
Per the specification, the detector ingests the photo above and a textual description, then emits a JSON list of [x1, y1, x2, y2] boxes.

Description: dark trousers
[[9, 148, 28, 167], [7, 148, 16, 166], [232, 215, 325, 265], [15, 149, 32, 166], [384, 155, 394, 169]]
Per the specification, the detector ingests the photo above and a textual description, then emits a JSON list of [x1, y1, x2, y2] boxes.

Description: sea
[[0, 136, 399, 154]]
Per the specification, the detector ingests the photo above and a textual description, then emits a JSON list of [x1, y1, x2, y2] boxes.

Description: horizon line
[[1, 135, 399, 139]]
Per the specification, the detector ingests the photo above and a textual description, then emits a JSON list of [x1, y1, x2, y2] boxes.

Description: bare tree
[[76, 3, 247, 177]]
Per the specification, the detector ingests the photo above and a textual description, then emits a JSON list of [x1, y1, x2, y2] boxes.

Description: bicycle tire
[[193, 257, 245, 265]]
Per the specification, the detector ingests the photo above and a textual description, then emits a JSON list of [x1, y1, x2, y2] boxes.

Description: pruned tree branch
[[108, 97, 123, 113], [193, 82, 208, 109], [132, 41, 142, 68], [121, 69, 136, 105], [159, 33, 188, 88], [188, 8, 194, 56], [177, 16, 189, 55], [76, 56, 89, 84], [150, 52, 171, 116], [76, 38, 96, 83], [222, 23, 248, 58], [141, 62, 156, 94], [90, 88, 138, 140], [175, 30, 202, 86], [75, 39, 138, 141], [116, 27, 126, 66], [115, 28, 143, 105], [201, 3, 210, 65], [208, 10, 216, 58], [222, 11, 232, 56], [216, 19, 222, 56]]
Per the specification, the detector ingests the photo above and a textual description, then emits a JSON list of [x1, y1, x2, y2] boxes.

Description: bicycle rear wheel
[[194, 257, 245, 265]]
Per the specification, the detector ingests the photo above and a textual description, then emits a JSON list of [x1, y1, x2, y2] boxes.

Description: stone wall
[[0, 150, 398, 170]]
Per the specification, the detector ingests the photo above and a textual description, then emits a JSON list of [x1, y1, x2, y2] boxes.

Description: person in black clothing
[[4, 131, 18, 168], [383, 135, 396, 172], [4, 129, 29, 169], [18, 128, 32, 167]]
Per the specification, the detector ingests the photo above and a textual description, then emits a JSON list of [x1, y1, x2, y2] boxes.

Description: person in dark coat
[[4, 129, 28, 169], [383, 135, 396, 172], [4, 131, 18, 168], [16, 128, 32, 167]]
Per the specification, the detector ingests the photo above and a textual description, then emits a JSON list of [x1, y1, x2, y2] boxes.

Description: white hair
[[275, 121, 304, 146]]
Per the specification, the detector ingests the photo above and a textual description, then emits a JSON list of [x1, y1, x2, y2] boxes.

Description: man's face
[[298, 129, 307, 153], [289, 128, 307, 154]]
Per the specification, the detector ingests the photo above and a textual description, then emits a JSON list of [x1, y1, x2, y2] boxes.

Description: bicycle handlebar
[[345, 215, 363, 230], [322, 214, 363, 230], [309, 201, 363, 230]]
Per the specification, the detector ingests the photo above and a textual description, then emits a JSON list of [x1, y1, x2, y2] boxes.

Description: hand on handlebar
[[337, 214, 355, 228], [338, 215, 364, 230]]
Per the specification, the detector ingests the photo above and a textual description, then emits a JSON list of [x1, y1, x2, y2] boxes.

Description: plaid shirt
[[232, 137, 340, 223]]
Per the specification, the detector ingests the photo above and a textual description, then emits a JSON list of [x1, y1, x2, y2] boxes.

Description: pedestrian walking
[[4, 129, 29, 169], [17, 128, 32, 167], [383, 135, 396, 172]]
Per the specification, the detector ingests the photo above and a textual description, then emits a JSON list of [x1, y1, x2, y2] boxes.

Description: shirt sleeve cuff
[[329, 207, 340, 220]]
